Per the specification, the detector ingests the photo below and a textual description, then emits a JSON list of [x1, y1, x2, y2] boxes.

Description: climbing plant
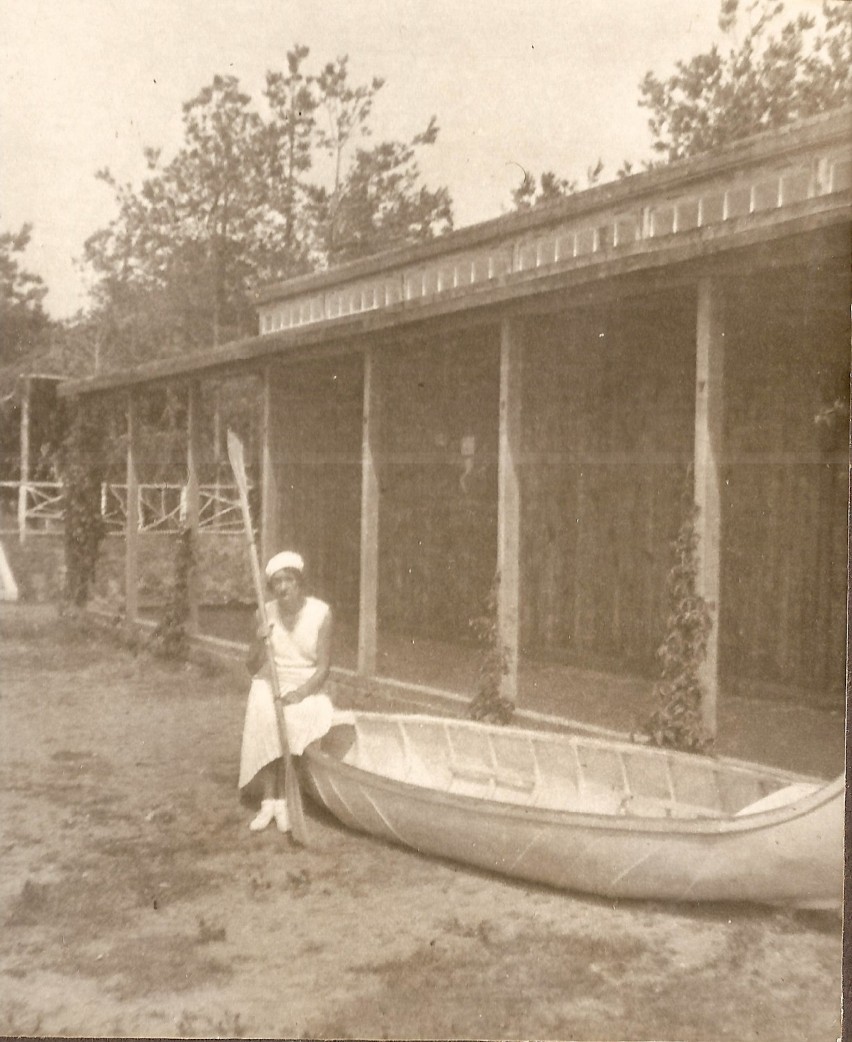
[[643, 468, 714, 753], [60, 397, 109, 606], [467, 571, 515, 725], [150, 525, 197, 659]]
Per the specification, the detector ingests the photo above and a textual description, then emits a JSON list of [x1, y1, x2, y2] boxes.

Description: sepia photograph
[[0, 1, 848, 1039]]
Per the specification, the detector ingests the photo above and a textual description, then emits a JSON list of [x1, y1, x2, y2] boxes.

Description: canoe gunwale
[[303, 741, 844, 839], [333, 710, 828, 787]]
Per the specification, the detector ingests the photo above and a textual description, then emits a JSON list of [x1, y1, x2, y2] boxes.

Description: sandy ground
[[0, 605, 842, 1041]]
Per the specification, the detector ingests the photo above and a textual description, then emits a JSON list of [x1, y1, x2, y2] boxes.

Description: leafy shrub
[[468, 572, 515, 725], [60, 398, 108, 606], [150, 525, 197, 659], [644, 471, 714, 753]]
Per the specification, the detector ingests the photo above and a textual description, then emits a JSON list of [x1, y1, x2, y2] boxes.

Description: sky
[[0, 0, 823, 319]]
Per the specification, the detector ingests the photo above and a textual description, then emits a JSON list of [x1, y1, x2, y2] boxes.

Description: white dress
[[238, 595, 334, 790]]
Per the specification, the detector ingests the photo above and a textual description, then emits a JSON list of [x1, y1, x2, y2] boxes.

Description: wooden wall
[[519, 292, 697, 672], [377, 328, 500, 640], [720, 264, 848, 705], [263, 257, 848, 708], [270, 354, 363, 622]]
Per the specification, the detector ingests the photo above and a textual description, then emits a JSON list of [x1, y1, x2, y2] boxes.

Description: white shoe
[[249, 799, 276, 832], [273, 798, 290, 834]]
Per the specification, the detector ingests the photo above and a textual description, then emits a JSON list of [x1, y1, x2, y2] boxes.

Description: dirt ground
[[0, 605, 842, 1041]]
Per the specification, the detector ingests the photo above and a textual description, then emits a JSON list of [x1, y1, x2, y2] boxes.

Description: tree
[[260, 45, 319, 278], [0, 223, 51, 371], [511, 170, 577, 212], [84, 74, 267, 367], [313, 118, 453, 264], [80, 49, 454, 372], [639, 0, 852, 161], [308, 60, 451, 263], [511, 0, 851, 210]]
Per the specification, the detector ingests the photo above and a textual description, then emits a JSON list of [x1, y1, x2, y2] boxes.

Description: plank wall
[[519, 292, 697, 672], [269, 354, 363, 621], [377, 328, 500, 640], [720, 264, 848, 705]]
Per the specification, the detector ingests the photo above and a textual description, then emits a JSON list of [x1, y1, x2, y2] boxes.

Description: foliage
[[60, 397, 108, 606], [467, 572, 515, 725], [639, 0, 852, 161], [83, 75, 266, 367], [510, 161, 614, 211], [643, 470, 713, 753], [0, 223, 52, 374], [511, 0, 851, 210], [82, 48, 452, 373], [150, 525, 197, 660]]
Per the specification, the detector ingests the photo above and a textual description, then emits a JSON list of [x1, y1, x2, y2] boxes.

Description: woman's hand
[[274, 691, 301, 707]]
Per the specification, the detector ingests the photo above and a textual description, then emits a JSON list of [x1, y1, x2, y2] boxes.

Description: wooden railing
[[0, 481, 253, 539]]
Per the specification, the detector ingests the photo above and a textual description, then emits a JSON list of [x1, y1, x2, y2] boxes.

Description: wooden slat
[[693, 278, 726, 737], [498, 318, 523, 704], [260, 363, 281, 565], [185, 381, 201, 634], [17, 377, 30, 544], [125, 393, 139, 622], [358, 348, 381, 676]]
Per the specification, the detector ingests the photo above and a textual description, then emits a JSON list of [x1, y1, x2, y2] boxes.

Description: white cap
[[265, 551, 305, 579]]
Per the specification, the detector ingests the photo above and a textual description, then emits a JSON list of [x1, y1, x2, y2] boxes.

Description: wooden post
[[694, 277, 725, 738], [185, 381, 201, 635], [125, 393, 140, 622], [358, 347, 381, 677], [498, 318, 523, 704], [17, 377, 30, 544], [261, 364, 282, 567]]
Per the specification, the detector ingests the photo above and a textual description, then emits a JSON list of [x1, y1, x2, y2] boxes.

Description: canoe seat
[[450, 761, 535, 792]]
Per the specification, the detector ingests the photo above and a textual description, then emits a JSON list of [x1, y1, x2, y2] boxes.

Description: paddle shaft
[[226, 430, 308, 845]]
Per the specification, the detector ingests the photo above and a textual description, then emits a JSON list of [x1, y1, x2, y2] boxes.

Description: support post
[[261, 364, 282, 566], [358, 348, 381, 677], [18, 377, 30, 544], [497, 318, 523, 704], [694, 278, 726, 738], [125, 393, 139, 622], [186, 381, 201, 635]]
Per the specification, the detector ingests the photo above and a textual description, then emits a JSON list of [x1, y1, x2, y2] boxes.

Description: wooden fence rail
[[0, 481, 253, 539]]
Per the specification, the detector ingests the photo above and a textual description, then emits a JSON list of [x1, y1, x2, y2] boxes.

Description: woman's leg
[[272, 758, 290, 833], [248, 759, 282, 831]]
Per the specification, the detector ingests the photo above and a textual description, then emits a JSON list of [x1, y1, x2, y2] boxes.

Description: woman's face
[[269, 569, 305, 614]]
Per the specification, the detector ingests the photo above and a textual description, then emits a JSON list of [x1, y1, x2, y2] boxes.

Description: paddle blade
[[284, 754, 309, 846], [226, 429, 248, 497]]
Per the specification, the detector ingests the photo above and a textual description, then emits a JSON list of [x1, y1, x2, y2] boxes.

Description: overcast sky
[[0, 0, 822, 318]]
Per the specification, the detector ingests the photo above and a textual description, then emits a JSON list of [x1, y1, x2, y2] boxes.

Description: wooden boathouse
[[60, 108, 851, 730]]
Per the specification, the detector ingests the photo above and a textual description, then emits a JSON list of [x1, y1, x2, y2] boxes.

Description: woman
[[238, 551, 334, 834]]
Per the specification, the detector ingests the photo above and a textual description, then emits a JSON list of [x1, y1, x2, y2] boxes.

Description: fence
[[0, 481, 254, 540]]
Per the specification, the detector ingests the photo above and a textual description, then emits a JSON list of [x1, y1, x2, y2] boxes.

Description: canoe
[[302, 711, 844, 908]]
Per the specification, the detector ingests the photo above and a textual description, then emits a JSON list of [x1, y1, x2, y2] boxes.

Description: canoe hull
[[302, 714, 844, 908]]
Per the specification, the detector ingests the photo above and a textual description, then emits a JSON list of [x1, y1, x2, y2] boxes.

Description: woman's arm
[[246, 610, 272, 676], [277, 610, 333, 704]]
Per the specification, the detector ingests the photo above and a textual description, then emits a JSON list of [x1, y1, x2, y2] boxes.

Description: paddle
[[226, 428, 309, 846]]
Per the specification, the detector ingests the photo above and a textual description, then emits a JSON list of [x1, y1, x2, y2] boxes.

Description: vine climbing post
[[185, 380, 202, 635], [125, 392, 139, 622], [693, 277, 726, 739], [61, 396, 107, 607], [18, 376, 30, 544]]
